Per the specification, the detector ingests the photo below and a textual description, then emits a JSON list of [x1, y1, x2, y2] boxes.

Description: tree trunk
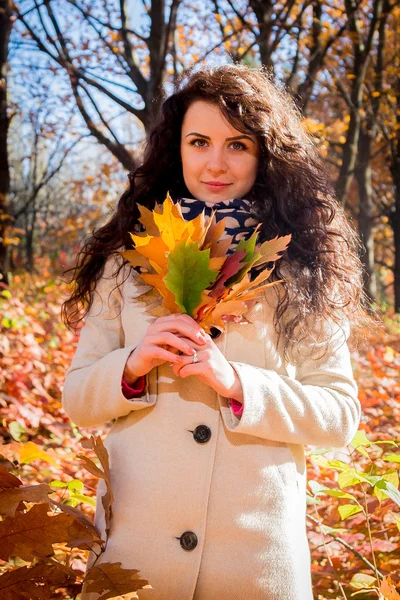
[[248, 0, 275, 71], [0, 0, 13, 285], [335, 104, 362, 205], [335, 0, 383, 205], [354, 126, 377, 304], [25, 219, 34, 273], [389, 76, 400, 313], [393, 185, 400, 313]]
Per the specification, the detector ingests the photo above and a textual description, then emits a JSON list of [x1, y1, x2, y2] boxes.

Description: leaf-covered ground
[[1, 267, 400, 599]]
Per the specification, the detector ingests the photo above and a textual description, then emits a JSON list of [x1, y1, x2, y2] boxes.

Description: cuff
[[121, 374, 146, 399], [230, 398, 244, 417]]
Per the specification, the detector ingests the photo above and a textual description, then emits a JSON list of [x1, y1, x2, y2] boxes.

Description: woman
[[61, 64, 365, 600]]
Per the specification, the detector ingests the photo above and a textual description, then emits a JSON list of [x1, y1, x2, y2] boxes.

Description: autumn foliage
[[1, 261, 400, 598], [121, 192, 291, 333]]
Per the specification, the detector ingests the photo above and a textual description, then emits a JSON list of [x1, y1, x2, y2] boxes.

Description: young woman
[[62, 64, 365, 600]]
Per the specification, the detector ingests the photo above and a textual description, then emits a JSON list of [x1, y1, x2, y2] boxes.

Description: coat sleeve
[[218, 319, 361, 448], [61, 255, 157, 428]]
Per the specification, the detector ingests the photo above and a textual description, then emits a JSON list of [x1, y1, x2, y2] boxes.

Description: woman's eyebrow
[[185, 132, 256, 144]]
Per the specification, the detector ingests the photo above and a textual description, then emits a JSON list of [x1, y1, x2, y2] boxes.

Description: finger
[[156, 313, 198, 326], [173, 349, 207, 372], [147, 332, 196, 356], [176, 362, 205, 379], [171, 359, 192, 378], [143, 345, 186, 365], [151, 320, 208, 345], [171, 336, 204, 351]]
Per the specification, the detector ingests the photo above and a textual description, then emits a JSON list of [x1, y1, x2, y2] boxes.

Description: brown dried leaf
[[137, 203, 161, 236], [77, 455, 105, 480], [252, 234, 292, 267], [119, 250, 153, 271], [0, 464, 23, 490], [0, 502, 102, 562], [202, 213, 226, 249], [0, 456, 17, 473], [0, 559, 76, 600], [79, 436, 114, 540], [0, 483, 52, 518], [83, 561, 151, 599], [49, 499, 105, 551]]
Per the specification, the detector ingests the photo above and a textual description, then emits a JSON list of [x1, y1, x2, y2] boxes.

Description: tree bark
[[335, 0, 383, 205], [392, 183, 400, 313], [248, 0, 275, 71], [389, 77, 400, 313], [0, 0, 13, 285], [25, 203, 37, 273], [355, 126, 377, 303]]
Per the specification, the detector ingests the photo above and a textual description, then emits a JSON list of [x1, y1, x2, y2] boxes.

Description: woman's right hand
[[123, 313, 208, 384]]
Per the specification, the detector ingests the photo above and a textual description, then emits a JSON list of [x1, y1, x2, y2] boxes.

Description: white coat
[[62, 253, 361, 600]]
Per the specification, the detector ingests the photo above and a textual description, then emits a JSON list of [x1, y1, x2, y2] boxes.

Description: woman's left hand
[[170, 332, 244, 402]]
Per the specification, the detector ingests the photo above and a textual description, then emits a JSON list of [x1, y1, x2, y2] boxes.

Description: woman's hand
[[123, 314, 208, 383], [171, 329, 244, 402]]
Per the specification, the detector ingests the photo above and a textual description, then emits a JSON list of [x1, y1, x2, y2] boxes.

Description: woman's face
[[180, 100, 260, 203]]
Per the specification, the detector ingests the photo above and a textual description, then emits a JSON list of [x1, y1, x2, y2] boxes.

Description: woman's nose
[[206, 149, 227, 174]]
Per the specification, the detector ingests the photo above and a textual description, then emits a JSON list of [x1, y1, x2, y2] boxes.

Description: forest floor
[[1, 266, 400, 599]]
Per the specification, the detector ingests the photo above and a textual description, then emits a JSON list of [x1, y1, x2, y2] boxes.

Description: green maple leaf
[[236, 228, 259, 261], [224, 229, 261, 287], [164, 240, 219, 316]]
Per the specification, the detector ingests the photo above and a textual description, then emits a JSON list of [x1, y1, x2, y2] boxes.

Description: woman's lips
[[203, 182, 232, 191]]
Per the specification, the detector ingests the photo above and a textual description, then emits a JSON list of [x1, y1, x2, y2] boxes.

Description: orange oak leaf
[[380, 575, 400, 600], [82, 562, 152, 599]]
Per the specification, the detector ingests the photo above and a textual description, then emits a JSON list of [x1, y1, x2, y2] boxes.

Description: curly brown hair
[[61, 63, 373, 359]]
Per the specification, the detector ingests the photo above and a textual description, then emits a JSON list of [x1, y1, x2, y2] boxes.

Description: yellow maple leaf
[[19, 442, 58, 467], [153, 192, 191, 251]]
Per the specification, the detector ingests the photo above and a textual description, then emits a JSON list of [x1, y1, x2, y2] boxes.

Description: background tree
[[13, 0, 187, 169], [0, 0, 14, 284]]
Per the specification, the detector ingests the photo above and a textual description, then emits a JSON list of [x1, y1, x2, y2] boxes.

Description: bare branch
[[224, 0, 255, 31], [81, 84, 123, 147], [66, 0, 149, 43], [333, 76, 355, 110], [119, 0, 149, 98], [13, 134, 89, 219], [306, 513, 384, 577], [69, 73, 135, 170]]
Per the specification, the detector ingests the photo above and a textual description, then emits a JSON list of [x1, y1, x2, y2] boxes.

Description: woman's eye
[[190, 139, 208, 147], [231, 141, 247, 151], [188, 139, 248, 150]]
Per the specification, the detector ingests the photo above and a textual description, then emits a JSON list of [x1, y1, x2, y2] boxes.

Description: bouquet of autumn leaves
[[119, 192, 291, 335]]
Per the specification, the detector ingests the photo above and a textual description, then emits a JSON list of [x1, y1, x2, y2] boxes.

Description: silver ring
[[192, 350, 199, 363]]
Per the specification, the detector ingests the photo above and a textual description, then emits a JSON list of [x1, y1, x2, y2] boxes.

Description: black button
[[179, 531, 198, 551], [210, 327, 222, 339], [193, 425, 211, 444]]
